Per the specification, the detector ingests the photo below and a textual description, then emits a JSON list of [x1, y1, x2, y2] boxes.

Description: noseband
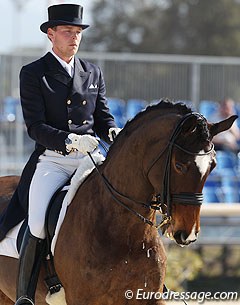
[[88, 112, 214, 228]]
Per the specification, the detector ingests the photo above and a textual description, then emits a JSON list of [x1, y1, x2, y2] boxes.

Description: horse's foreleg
[[0, 290, 14, 305]]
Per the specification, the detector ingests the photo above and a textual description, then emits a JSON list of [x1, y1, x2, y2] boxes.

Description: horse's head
[[104, 100, 237, 247], [145, 101, 237, 246]]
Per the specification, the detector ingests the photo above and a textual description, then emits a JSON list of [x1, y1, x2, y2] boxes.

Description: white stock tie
[[65, 65, 73, 77]]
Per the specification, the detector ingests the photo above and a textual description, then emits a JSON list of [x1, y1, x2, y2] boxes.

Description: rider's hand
[[65, 133, 98, 154], [108, 127, 122, 142]]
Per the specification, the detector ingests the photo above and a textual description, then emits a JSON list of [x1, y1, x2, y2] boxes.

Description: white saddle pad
[[0, 152, 104, 259]]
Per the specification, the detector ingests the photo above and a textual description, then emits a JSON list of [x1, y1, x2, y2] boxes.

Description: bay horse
[[0, 100, 237, 305]]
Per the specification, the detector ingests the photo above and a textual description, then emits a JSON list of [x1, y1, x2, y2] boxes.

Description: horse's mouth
[[162, 225, 198, 246], [162, 224, 175, 241], [173, 230, 198, 246], [161, 223, 172, 237]]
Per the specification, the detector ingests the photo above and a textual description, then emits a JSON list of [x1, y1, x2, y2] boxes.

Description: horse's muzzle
[[173, 230, 198, 246]]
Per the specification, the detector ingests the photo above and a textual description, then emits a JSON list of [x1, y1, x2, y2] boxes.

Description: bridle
[[147, 112, 214, 226], [88, 112, 214, 229]]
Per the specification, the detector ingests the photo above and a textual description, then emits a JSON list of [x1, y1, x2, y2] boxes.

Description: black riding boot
[[14, 227, 46, 305]]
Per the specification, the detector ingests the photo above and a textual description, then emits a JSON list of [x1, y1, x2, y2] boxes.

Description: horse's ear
[[181, 116, 198, 136], [209, 115, 238, 137]]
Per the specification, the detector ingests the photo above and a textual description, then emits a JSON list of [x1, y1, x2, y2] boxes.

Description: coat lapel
[[70, 58, 91, 96], [43, 52, 73, 87]]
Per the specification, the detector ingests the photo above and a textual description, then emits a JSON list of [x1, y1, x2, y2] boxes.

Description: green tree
[[84, 0, 240, 56]]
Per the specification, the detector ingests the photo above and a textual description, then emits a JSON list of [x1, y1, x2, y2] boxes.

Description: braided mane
[[124, 99, 192, 128], [106, 99, 193, 156]]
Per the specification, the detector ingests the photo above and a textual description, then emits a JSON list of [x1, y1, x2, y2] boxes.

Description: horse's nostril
[[174, 230, 188, 244], [174, 230, 198, 245]]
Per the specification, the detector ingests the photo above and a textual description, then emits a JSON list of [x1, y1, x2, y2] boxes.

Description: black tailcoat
[[0, 52, 116, 239]]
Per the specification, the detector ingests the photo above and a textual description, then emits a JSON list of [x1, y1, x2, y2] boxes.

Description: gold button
[[68, 119, 72, 124], [82, 120, 87, 125], [67, 100, 71, 105], [82, 100, 87, 105]]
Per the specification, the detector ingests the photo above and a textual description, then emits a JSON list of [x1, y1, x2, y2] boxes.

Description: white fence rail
[[201, 204, 240, 216]]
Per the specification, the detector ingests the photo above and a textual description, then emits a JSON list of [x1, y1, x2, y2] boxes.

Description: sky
[[0, 0, 92, 54]]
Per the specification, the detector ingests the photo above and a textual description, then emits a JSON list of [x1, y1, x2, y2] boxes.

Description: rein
[[89, 112, 213, 228], [87, 152, 156, 227]]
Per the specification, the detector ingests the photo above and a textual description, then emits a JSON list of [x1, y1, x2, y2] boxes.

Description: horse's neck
[[103, 111, 178, 200], [62, 112, 179, 247], [65, 169, 157, 250], [103, 139, 153, 205]]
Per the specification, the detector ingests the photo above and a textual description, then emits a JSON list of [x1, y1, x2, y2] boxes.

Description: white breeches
[[28, 149, 101, 239]]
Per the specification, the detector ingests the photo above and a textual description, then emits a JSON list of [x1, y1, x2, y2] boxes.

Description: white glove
[[65, 133, 98, 154], [108, 127, 122, 141]]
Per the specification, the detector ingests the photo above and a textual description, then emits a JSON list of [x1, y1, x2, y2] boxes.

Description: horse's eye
[[175, 163, 183, 171], [175, 162, 188, 174]]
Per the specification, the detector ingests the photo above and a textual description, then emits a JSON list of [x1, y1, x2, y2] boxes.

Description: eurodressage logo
[[124, 289, 239, 303]]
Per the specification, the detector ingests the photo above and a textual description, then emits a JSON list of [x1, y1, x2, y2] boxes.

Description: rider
[[10, 4, 121, 305]]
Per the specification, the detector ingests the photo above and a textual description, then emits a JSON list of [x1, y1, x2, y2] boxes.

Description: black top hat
[[40, 4, 89, 33]]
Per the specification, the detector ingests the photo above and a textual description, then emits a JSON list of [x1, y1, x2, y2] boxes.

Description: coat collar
[[43, 52, 73, 87], [71, 57, 91, 96], [43, 52, 91, 91]]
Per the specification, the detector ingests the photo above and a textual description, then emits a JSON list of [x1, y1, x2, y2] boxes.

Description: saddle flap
[[17, 187, 68, 255]]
